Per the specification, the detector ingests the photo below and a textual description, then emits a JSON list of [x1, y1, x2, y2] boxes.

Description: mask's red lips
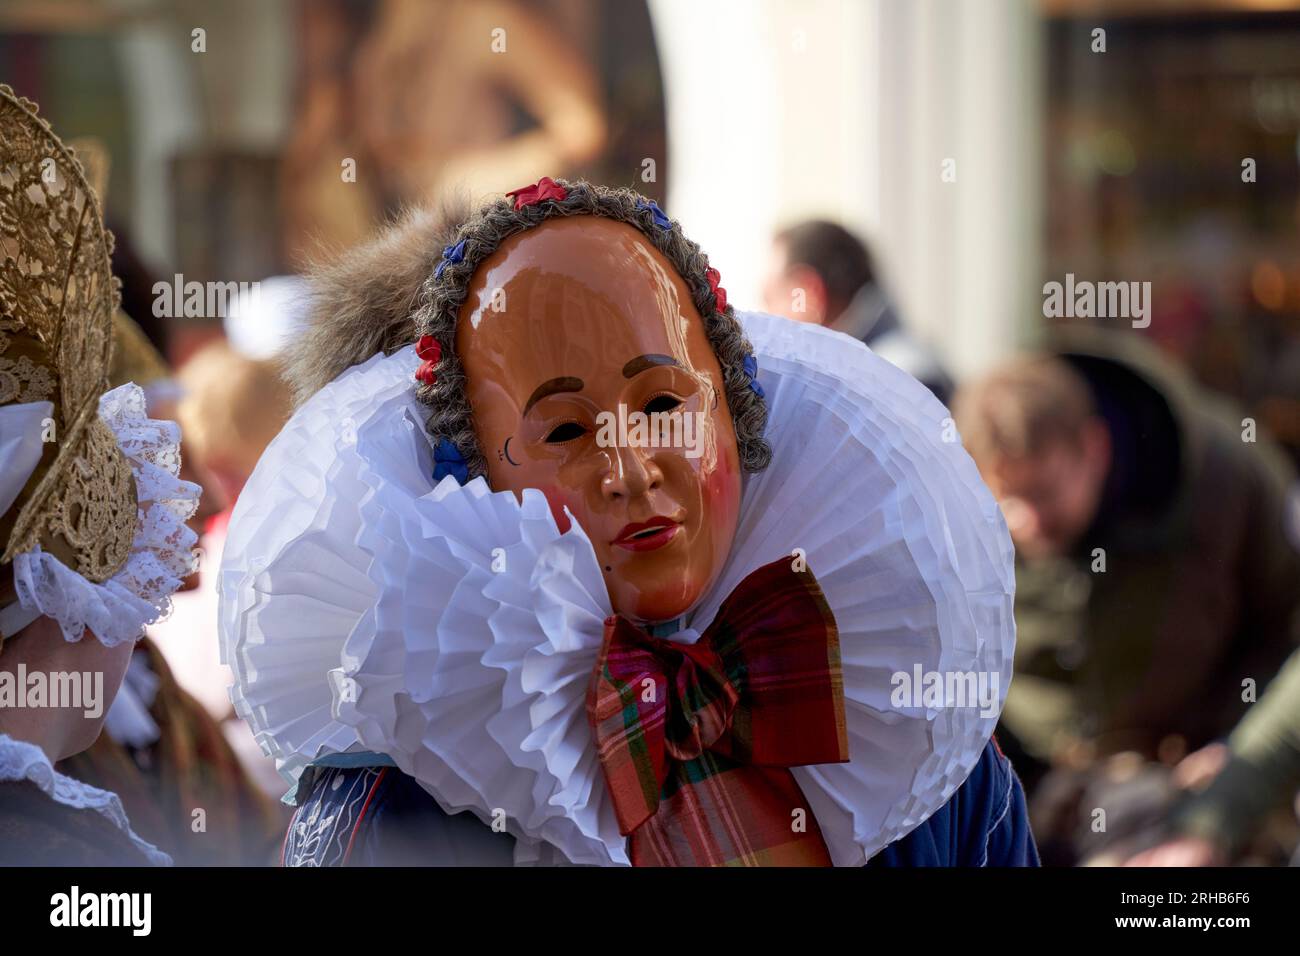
[[612, 515, 681, 552]]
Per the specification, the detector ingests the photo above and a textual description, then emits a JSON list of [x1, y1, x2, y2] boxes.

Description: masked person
[[220, 179, 1036, 866], [0, 86, 200, 866]]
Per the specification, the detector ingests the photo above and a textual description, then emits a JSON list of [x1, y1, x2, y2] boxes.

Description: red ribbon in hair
[[415, 335, 441, 386], [505, 176, 568, 211], [705, 267, 728, 314]]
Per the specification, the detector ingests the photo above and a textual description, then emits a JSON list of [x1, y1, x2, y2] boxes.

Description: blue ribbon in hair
[[636, 199, 672, 232], [742, 354, 765, 400], [434, 239, 467, 280], [433, 438, 469, 485]]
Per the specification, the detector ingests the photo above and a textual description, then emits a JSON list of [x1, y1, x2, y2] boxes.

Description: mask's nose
[[600, 441, 664, 501]]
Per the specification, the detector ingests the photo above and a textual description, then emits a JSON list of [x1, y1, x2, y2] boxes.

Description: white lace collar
[[0, 733, 171, 865], [220, 311, 1015, 866]]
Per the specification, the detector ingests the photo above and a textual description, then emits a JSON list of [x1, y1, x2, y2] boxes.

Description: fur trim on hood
[[282, 198, 469, 408]]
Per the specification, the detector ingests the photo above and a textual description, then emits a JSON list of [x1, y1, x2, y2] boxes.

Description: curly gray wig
[[285, 180, 771, 482], [412, 179, 771, 481]]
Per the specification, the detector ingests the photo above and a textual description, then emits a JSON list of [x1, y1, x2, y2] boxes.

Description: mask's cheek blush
[[539, 486, 574, 535], [702, 451, 741, 537]]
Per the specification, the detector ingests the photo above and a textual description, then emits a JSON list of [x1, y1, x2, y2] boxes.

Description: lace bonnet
[[0, 85, 197, 648]]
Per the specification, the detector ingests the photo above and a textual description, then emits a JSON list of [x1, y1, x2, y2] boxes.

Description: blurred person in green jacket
[[953, 328, 1300, 864]]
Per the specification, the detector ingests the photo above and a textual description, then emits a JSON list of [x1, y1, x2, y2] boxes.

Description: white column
[[648, 0, 1041, 378]]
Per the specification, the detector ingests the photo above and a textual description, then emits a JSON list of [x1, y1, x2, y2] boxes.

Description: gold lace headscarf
[[0, 85, 136, 584]]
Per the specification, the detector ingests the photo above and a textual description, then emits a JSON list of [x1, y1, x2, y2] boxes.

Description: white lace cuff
[[11, 383, 200, 646]]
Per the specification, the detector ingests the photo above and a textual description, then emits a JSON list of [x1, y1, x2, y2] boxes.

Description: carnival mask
[[456, 217, 743, 623]]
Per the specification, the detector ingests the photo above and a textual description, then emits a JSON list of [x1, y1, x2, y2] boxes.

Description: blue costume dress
[[283, 738, 1037, 866]]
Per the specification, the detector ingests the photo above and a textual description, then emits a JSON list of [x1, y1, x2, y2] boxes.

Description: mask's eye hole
[[643, 394, 682, 415], [545, 422, 587, 444]]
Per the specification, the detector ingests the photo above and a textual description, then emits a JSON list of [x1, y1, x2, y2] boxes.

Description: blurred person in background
[[174, 340, 293, 516], [952, 327, 1300, 866], [760, 219, 953, 404], [67, 137, 172, 363], [142, 340, 296, 803]]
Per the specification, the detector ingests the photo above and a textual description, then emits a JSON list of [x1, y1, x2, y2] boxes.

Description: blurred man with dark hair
[[953, 328, 1300, 864], [954, 353, 1112, 562], [762, 219, 953, 403]]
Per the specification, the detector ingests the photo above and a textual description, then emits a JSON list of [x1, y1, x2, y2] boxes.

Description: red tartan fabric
[[587, 558, 848, 866]]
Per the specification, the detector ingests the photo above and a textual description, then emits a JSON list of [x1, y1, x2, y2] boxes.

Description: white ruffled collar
[[10, 383, 200, 647], [0, 733, 171, 865], [220, 311, 1015, 866]]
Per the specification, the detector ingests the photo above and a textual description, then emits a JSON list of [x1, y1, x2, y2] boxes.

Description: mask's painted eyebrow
[[523, 376, 584, 415], [622, 354, 679, 379]]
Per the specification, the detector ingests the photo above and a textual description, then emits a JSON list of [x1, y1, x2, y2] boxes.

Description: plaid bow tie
[[587, 558, 848, 866]]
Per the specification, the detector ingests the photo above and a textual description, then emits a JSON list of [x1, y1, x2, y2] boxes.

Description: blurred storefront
[[0, 0, 1295, 451], [1044, 0, 1300, 465]]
